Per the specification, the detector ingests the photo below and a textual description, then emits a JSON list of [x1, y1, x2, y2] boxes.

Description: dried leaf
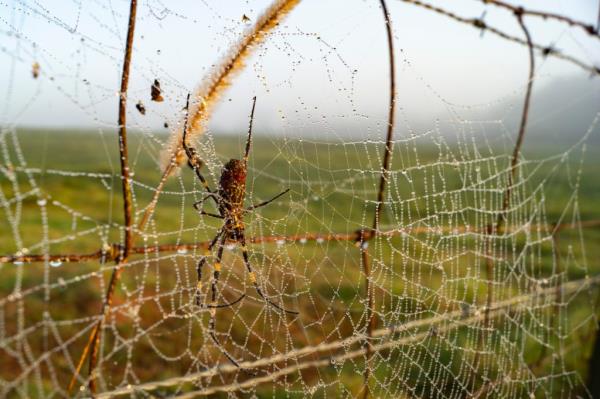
[[136, 101, 146, 115], [32, 62, 40, 79], [151, 79, 164, 102]]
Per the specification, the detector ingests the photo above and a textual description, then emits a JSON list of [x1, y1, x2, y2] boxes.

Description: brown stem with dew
[[476, 8, 536, 386], [68, 0, 138, 393], [362, 0, 396, 397]]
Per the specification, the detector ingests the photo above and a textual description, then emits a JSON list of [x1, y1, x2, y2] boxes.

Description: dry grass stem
[[160, 0, 301, 172]]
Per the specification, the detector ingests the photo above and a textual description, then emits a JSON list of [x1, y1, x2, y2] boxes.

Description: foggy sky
[[1, 0, 599, 139]]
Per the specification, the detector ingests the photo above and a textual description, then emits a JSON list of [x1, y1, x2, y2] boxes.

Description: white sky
[[0, 0, 599, 138]]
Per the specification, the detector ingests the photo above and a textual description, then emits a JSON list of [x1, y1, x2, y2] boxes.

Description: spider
[[181, 94, 298, 367]]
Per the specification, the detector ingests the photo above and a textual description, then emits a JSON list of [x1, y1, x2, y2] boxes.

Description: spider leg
[[237, 231, 299, 315], [195, 229, 223, 306], [181, 93, 218, 205], [207, 232, 245, 368], [243, 96, 257, 165], [246, 188, 290, 212], [196, 227, 245, 307], [193, 193, 218, 208], [198, 211, 224, 219], [193, 194, 223, 219], [205, 294, 245, 308]]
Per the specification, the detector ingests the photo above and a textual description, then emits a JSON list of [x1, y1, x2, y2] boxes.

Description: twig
[[398, 0, 600, 76], [74, 134, 178, 391], [68, 0, 138, 393], [497, 10, 535, 233], [372, 0, 397, 233], [480, 0, 599, 38], [362, 1, 396, 397], [478, 9, 536, 383]]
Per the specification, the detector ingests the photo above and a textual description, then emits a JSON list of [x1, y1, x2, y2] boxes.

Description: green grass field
[[1, 129, 599, 397]]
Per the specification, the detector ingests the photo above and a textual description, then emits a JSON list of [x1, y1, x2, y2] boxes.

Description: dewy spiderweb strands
[[1, 1, 600, 398], [94, 273, 600, 397]]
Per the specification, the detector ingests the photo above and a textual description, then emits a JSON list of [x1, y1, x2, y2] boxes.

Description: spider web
[[1, 1, 600, 398]]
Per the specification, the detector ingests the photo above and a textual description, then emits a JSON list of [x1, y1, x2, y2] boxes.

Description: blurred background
[[1, 1, 599, 397]]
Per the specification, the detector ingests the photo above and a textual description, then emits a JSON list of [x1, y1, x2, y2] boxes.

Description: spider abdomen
[[219, 159, 247, 213]]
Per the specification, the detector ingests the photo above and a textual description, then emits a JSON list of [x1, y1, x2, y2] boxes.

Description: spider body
[[218, 159, 247, 231], [181, 95, 296, 368]]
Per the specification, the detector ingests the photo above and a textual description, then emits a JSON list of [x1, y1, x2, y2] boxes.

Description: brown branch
[[480, 0, 599, 38], [68, 108, 177, 394], [477, 9, 536, 383], [362, 2, 396, 397], [372, 0, 397, 233], [68, 0, 138, 394], [398, 0, 600, 76], [497, 11, 535, 233]]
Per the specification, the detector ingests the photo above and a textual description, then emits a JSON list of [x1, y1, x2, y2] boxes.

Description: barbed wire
[[479, 0, 599, 39], [398, 0, 600, 76], [2, 220, 599, 265]]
